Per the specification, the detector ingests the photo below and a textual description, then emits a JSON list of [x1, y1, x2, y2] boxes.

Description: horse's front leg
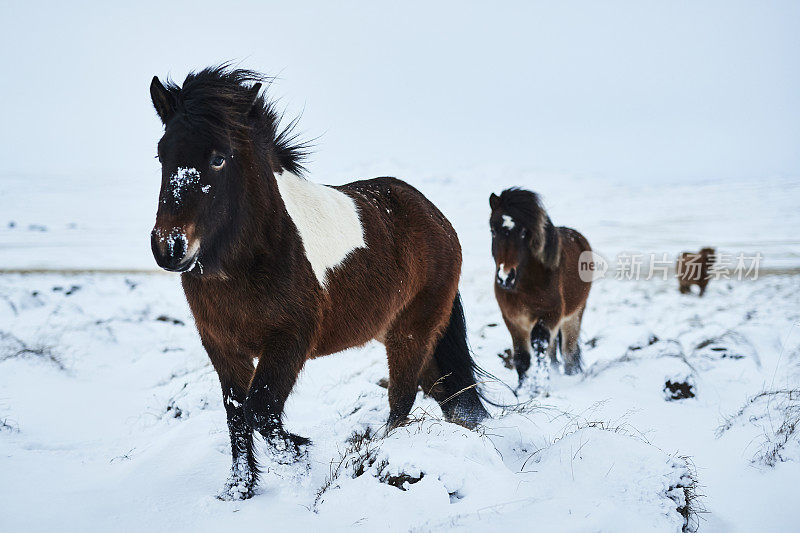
[[530, 321, 555, 395], [219, 381, 257, 500], [205, 344, 259, 500], [244, 334, 310, 463], [502, 316, 533, 388]]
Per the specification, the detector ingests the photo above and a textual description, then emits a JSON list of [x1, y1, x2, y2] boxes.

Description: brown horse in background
[[676, 247, 716, 296], [149, 66, 488, 500], [489, 188, 592, 392]]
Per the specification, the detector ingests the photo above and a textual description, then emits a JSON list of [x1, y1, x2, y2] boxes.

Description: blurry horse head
[[488, 188, 559, 290]]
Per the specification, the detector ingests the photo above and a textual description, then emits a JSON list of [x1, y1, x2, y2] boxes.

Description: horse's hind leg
[[560, 308, 585, 375], [384, 330, 428, 430], [384, 289, 484, 430], [418, 294, 489, 428]]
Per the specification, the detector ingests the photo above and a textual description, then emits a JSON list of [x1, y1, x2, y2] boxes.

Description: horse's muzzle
[[496, 265, 517, 290], [151, 228, 199, 273]]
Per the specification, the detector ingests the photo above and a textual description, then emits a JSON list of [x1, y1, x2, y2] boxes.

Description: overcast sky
[[1, 1, 798, 185]]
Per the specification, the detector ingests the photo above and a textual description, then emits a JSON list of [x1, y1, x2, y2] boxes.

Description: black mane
[[162, 65, 310, 175], [495, 187, 561, 269]]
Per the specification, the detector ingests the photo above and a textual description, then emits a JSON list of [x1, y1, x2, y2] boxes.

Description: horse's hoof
[[216, 479, 255, 501], [268, 431, 311, 464], [217, 459, 256, 501], [564, 362, 583, 376], [450, 411, 488, 430], [442, 396, 490, 429], [287, 432, 311, 448], [517, 376, 550, 398]]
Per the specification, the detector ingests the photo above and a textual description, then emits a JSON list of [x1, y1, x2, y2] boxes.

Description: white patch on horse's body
[[502, 215, 515, 230], [275, 171, 366, 287]]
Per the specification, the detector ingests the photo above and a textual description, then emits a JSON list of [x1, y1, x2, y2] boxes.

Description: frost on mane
[[164, 167, 206, 204]]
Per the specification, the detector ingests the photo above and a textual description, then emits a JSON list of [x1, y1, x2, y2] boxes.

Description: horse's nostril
[[504, 269, 517, 288], [171, 233, 188, 255]]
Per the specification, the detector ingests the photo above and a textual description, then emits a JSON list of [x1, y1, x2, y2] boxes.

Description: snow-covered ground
[[1, 171, 799, 532], [2, 3, 797, 529]]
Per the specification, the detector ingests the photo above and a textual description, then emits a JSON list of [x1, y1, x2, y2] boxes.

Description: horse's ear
[[150, 76, 175, 124], [248, 83, 262, 110], [489, 193, 500, 211]]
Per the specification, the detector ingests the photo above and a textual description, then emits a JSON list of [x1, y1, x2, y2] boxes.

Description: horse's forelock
[[165, 65, 310, 174], [496, 188, 560, 269]]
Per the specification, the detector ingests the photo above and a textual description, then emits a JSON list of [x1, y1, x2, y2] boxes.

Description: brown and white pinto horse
[[149, 67, 488, 500], [489, 188, 592, 392]]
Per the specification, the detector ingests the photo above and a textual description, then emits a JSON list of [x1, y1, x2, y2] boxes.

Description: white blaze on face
[[497, 262, 510, 283], [502, 215, 515, 230], [275, 171, 366, 287]]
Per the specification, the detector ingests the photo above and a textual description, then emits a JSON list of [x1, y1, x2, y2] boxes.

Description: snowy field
[[1, 170, 799, 532], [1, 270, 799, 532], [1, 3, 798, 530]]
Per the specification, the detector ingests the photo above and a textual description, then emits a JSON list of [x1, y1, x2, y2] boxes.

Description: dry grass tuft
[[718, 389, 800, 466], [0, 331, 65, 371]]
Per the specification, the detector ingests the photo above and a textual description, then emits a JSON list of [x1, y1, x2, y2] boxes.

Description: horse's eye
[[520, 228, 528, 239], [210, 155, 226, 170]]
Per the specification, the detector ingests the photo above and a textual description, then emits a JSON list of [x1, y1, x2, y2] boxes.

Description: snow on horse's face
[[149, 75, 257, 273], [489, 193, 537, 291], [489, 211, 530, 290]]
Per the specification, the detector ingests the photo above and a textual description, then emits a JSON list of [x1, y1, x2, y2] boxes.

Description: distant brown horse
[[489, 188, 592, 391], [149, 66, 488, 500], [676, 247, 716, 296]]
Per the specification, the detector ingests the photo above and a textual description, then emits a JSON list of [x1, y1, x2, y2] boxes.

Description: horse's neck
[[524, 254, 553, 281], [214, 168, 291, 272], [272, 170, 366, 288]]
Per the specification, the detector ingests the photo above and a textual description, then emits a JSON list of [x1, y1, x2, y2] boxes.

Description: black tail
[[432, 292, 491, 427]]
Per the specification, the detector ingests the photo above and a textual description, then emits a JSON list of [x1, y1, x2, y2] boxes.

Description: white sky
[[1, 1, 798, 184]]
